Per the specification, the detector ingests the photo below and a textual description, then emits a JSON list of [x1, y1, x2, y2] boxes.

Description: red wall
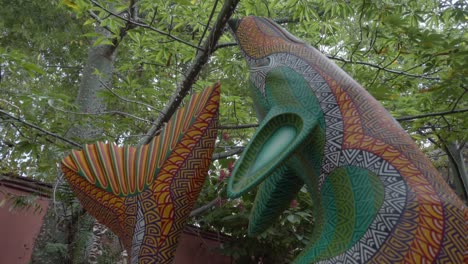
[[175, 227, 232, 264], [0, 177, 232, 263], [0, 185, 50, 264]]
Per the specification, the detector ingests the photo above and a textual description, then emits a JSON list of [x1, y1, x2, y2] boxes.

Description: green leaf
[[22, 62, 45, 75], [286, 214, 301, 224], [93, 36, 113, 47]]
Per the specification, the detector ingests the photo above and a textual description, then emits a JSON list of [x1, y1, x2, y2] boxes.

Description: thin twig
[[212, 147, 244, 161], [190, 197, 221, 217], [0, 109, 81, 148], [217, 124, 259, 130], [90, 0, 203, 51], [148, 7, 158, 27], [329, 56, 441, 80], [139, 0, 241, 145], [348, 0, 366, 61], [99, 80, 162, 113], [50, 104, 154, 124], [44, 65, 83, 69], [197, 0, 219, 49], [214, 42, 440, 81], [0, 99, 22, 115], [396, 108, 468, 122], [214, 107, 467, 129], [451, 90, 467, 111], [214, 42, 237, 51], [87, 10, 112, 33]]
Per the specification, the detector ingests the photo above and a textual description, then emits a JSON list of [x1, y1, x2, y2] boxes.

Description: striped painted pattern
[[62, 85, 218, 197], [62, 83, 220, 263]]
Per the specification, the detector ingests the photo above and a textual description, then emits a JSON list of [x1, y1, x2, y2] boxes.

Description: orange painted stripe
[[96, 142, 121, 195], [124, 145, 137, 193], [70, 151, 97, 184], [182, 104, 195, 130], [84, 144, 109, 188], [193, 94, 205, 116], [146, 137, 160, 182], [170, 111, 184, 149], [75, 149, 98, 185], [135, 144, 149, 190], [61, 156, 78, 172], [109, 143, 127, 195]]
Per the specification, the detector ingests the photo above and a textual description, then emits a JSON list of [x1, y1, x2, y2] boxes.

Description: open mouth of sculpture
[[248, 125, 297, 173], [228, 111, 306, 197]]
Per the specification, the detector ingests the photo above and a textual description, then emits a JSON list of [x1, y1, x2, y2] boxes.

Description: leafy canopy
[[1, 0, 466, 262]]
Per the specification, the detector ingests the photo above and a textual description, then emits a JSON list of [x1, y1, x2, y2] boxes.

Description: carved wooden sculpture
[[62, 83, 220, 263], [227, 16, 466, 263]]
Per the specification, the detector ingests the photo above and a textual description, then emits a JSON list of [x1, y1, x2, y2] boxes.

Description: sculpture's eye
[[254, 57, 271, 67]]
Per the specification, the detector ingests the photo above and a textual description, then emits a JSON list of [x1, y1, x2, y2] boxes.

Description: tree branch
[[212, 147, 244, 161], [139, 0, 241, 145], [100, 80, 162, 113], [198, 108, 468, 131], [197, 0, 219, 49], [49, 103, 154, 124], [211, 107, 468, 130], [329, 56, 441, 80], [451, 90, 467, 111], [396, 108, 468, 122], [214, 43, 441, 81], [217, 124, 259, 130], [214, 42, 237, 51], [190, 197, 221, 217], [90, 0, 203, 51], [0, 110, 81, 148], [87, 10, 112, 33]]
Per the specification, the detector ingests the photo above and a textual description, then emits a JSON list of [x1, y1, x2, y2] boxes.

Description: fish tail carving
[[62, 83, 220, 263]]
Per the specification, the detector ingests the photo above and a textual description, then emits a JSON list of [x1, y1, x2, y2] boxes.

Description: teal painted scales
[[227, 16, 467, 263]]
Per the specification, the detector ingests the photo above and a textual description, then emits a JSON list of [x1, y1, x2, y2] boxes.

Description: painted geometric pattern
[[316, 150, 406, 263], [231, 16, 467, 264], [138, 107, 218, 263], [62, 87, 214, 197], [63, 165, 132, 245], [62, 83, 220, 263], [249, 52, 344, 188], [312, 62, 463, 263], [130, 201, 145, 264]]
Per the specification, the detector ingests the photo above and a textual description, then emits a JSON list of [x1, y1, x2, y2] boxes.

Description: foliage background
[[0, 0, 466, 263]]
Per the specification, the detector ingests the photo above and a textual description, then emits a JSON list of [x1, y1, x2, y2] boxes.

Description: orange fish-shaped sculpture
[[62, 83, 220, 263]]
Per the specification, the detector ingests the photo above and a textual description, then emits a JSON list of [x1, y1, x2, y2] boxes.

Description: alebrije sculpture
[[227, 16, 466, 263], [62, 83, 220, 263]]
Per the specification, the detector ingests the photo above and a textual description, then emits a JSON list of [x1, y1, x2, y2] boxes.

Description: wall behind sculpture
[[0, 176, 50, 264], [0, 175, 232, 264], [175, 226, 232, 264]]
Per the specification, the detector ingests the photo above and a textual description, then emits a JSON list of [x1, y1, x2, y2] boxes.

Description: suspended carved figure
[[226, 16, 467, 264], [62, 83, 220, 263]]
